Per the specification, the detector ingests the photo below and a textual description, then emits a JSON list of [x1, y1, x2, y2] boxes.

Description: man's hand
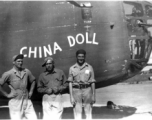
[[28, 92, 33, 99], [7, 92, 18, 98], [7, 85, 18, 98], [46, 88, 53, 95], [58, 87, 62, 93], [91, 95, 96, 105], [52, 87, 59, 94], [70, 96, 76, 107]]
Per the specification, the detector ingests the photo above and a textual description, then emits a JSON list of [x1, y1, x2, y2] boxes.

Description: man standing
[[68, 49, 96, 119], [37, 57, 68, 120], [0, 54, 37, 120]]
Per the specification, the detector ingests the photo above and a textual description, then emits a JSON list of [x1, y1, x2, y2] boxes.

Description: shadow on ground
[[62, 105, 137, 119]]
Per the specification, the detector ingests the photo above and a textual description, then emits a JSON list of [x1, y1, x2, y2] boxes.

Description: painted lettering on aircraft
[[20, 32, 98, 58], [20, 42, 62, 58], [67, 32, 98, 47]]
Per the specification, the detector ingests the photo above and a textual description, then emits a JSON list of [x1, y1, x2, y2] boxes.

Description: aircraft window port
[[123, 2, 143, 17], [145, 5, 152, 17]]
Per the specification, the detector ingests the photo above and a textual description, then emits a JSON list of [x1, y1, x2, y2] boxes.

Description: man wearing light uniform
[[68, 49, 96, 119], [0, 54, 37, 120], [37, 57, 68, 120]]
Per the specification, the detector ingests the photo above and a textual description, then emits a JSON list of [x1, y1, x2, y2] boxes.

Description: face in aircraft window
[[126, 18, 147, 36], [123, 2, 143, 17]]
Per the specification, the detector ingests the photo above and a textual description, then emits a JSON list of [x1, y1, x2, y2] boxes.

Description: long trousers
[[8, 90, 37, 120], [73, 87, 92, 120], [42, 94, 63, 120]]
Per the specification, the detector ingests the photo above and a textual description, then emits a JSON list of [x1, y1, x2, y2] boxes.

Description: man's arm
[[58, 70, 68, 92], [37, 83, 51, 94], [0, 72, 9, 98], [69, 82, 76, 106], [91, 82, 96, 104], [0, 73, 17, 98], [90, 66, 96, 104], [0, 85, 9, 98], [27, 69, 36, 98], [0, 85, 17, 98], [68, 68, 76, 106], [28, 80, 35, 98]]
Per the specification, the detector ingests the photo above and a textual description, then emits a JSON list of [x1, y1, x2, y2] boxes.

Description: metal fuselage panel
[[0, 1, 137, 86]]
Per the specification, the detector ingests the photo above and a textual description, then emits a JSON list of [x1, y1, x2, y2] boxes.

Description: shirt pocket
[[55, 74, 63, 82], [81, 69, 91, 82]]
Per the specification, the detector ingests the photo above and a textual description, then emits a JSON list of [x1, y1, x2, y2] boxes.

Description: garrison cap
[[12, 54, 24, 61], [76, 49, 86, 56], [42, 57, 54, 67]]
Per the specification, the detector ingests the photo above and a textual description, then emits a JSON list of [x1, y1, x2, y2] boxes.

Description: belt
[[73, 84, 91, 89]]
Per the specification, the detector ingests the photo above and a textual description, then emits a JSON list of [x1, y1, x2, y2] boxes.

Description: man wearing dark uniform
[[68, 49, 96, 119], [37, 57, 68, 120], [0, 54, 37, 120]]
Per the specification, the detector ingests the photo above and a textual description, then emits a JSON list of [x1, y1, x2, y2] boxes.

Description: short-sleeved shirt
[[68, 62, 96, 85], [0, 67, 35, 91], [37, 68, 68, 94]]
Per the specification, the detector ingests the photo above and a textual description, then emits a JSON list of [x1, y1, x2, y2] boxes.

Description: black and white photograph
[[0, 0, 152, 120]]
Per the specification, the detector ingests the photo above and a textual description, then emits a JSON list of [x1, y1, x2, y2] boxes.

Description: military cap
[[42, 57, 54, 67], [12, 54, 24, 61]]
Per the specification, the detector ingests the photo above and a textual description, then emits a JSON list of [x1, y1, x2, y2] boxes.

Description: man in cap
[[0, 54, 37, 120], [68, 49, 96, 119], [37, 57, 68, 120]]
